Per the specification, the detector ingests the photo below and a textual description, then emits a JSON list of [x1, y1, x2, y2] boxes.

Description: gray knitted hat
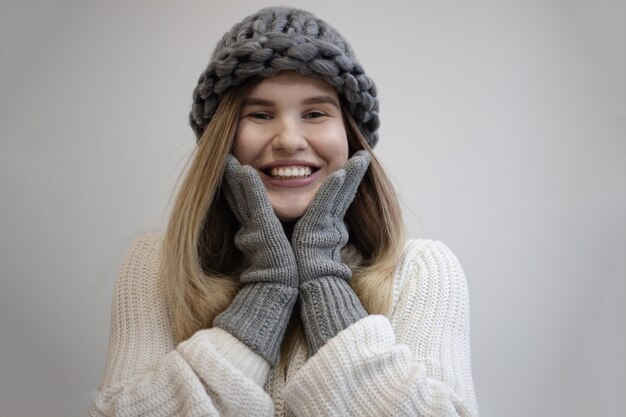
[[190, 6, 380, 147]]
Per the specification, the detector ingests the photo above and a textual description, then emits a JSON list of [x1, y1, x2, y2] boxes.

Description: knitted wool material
[[90, 233, 478, 416], [299, 277, 368, 354], [213, 155, 298, 365], [221, 155, 298, 285], [292, 151, 370, 354], [190, 6, 380, 147], [213, 283, 297, 366]]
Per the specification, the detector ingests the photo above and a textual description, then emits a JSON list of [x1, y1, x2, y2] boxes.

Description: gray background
[[1, 1, 624, 416]]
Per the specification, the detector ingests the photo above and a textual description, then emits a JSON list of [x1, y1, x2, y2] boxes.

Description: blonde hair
[[160, 81, 405, 369]]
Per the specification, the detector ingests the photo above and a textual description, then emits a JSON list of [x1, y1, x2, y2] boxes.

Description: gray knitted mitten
[[292, 150, 371, 355], [213, 154, 298, 366]]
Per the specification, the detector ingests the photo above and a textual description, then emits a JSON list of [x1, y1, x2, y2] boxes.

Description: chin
[[273, 206, 307, 222], [270, 194, 312, 222]]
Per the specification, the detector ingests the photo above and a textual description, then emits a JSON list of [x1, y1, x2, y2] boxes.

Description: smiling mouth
[[263, 166, 317, 179]]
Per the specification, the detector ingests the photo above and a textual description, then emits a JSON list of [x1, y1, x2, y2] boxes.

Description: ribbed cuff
[[214, 282, 298, 366], [299, 277, 368, 355]]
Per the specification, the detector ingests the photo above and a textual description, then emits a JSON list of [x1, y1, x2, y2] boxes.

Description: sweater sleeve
[[89, 233, 274, 417], [282, 240, 478, 417]]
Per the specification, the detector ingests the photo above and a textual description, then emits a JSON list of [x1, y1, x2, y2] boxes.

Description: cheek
[[339, 139, 349, 164], [232, 141, 247, 163], [233, 124, 258, 164], [323, 127, 349, 169]]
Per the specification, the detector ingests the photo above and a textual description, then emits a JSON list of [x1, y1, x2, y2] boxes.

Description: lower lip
[[261, 169, 319, 188]]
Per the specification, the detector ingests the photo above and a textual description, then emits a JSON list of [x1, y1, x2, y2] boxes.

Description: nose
[[271, 116, 307, 153]]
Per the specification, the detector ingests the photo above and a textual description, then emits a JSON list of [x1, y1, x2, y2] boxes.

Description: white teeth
[[270, 166, 312, 179]]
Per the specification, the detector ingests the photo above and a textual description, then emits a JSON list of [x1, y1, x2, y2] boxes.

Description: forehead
[[245, 71, 338, 100]]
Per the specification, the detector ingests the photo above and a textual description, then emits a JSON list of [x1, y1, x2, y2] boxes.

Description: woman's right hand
[[221, 154, 297, 285], [213, 154, 298, 366]]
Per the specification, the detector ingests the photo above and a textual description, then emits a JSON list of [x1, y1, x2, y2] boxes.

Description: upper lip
[[259, 160, 321, 170]]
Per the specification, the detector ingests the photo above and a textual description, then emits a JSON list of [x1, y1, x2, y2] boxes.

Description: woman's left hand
[[291, 150, 371, 354], [291, 150, 371, 281]]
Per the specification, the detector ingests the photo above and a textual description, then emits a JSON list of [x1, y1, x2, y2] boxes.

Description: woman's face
[[234, 71, 349, 221]]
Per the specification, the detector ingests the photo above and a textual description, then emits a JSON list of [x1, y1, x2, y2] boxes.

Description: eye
[[303, 111, 326, 119], [249, 112, 273, 120]]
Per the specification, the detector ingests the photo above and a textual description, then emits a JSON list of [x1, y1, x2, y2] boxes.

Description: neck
[[281, 220, 297, 241]]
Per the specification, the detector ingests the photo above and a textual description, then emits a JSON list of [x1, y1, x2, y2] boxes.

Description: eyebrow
[[241, 97, 274, 107], [241, 95, 340, 108], [302, 95, 340, 108]]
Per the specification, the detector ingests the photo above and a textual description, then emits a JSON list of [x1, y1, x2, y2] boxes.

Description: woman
[[91, 6, 478, 417]]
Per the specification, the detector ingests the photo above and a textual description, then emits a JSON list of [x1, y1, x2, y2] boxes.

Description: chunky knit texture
[[190, 6, 380, 147], [90, 233, 478, 416]]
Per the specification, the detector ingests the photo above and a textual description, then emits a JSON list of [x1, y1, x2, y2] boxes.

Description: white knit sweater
[[90, 232, 478, 416]]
